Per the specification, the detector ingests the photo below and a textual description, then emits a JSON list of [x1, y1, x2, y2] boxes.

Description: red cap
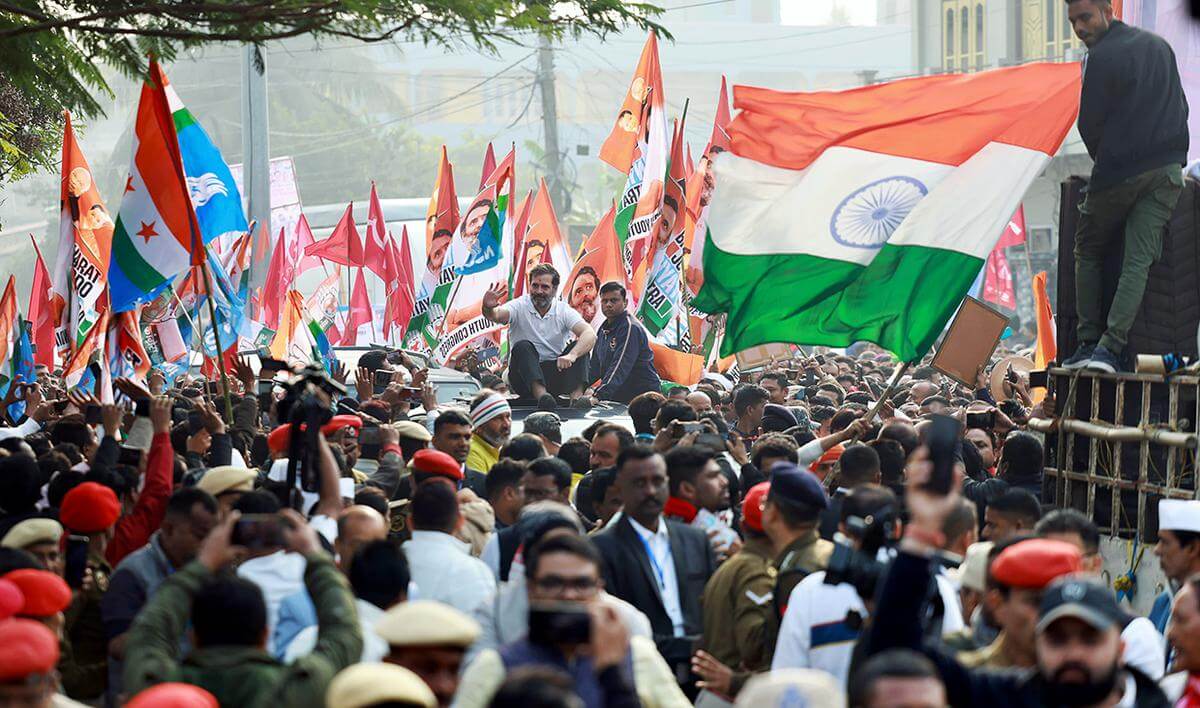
[[817, 444, 845, 466], [4, 569, 71, 617], [0, 618, 60, 681], [60, 481, 121, 532], [991, 539, 1083, 589], [321, 414, 362, 437], [411, 449, 463, 481], [268, 424, 292, 454], [742, 482, 770, 533], [126, 682, 219, 708], [0, 579, 24, 621]]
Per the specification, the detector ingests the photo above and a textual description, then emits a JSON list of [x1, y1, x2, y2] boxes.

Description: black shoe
[[537, 393, 558, 411], [571, 396, 593, 411], [1061, 343, 1096, 369], [1085, 345, 1120, 373]]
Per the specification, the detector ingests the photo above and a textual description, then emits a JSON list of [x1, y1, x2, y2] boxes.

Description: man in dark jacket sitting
[[865, 447, 1168, 708], [586, 282, 661, 404]]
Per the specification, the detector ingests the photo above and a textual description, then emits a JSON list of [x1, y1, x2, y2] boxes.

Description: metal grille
[[1029, 368, 1200, 542]]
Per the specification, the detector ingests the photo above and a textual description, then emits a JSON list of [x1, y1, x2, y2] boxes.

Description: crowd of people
[[3, 255, 1198, 708]]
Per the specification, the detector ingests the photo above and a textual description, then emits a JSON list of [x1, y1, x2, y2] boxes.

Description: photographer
[[456, 533, 688, 708]]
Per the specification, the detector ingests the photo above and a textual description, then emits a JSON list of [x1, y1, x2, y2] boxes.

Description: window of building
[[975, 3, 985, 68], [945, 7, 956, 70]]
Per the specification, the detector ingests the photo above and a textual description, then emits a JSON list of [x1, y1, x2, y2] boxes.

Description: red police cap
[[411, 449, 463, 481], [742, 482, 770, 533], [0, 618, 60, 681], [3, 569, 71, 617], [126, 682, 220, 708], [0, 578, 23, 621], [60, 481, 121, 532], [991, 539, 1083, 589], [321, 414, 362, 437]]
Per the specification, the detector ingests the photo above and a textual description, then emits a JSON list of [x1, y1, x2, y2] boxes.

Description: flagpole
[[674, 98, 690, 353], [198, 251, 235, 425]]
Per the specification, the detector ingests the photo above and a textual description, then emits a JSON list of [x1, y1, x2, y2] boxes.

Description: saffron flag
[[1032, 270, 1057, 406], [51, 112, 113, 365], [479, 143, 497, 192], [693, 63, 1081, 361], [269, 290, 311, 363], [513, 179, 573, 298], [685, 75, 732, 297], [565, 204, 627, 327], [410, 147, 460, 350], [636, 117, 689, 338], [508, 190, 535, 296], [109, 60, 204, 312], [304, 203, 363, 267], [165, 70, 248, 245], [0, 277, 18, 377], [304, 266, 342, 333], [600, 32, 669, 289], [62, 310, 108, 391], [29, 237, 55, 369], [364, 182, 391, 281], [107, 309, 151, 383]]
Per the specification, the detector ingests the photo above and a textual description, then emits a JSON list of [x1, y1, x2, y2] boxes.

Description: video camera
[[261, 358, 346, 508], [823, 503, 900, 602]]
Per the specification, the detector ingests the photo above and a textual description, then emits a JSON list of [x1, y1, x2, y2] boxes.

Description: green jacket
[[123, 553, 361, 708]]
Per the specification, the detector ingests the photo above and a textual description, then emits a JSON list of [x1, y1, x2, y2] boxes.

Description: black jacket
[[867, 550, 1169, 708], [590, 314, 661, 404], [1079, 20, 1188, 192], [592, 515, 717, 665]]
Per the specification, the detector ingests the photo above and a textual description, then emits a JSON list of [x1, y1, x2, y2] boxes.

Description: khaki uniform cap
[[326, 663, 436, 708], [392, 421, 432, 443], [375, 600, 480, 648], [0, 518, 63, 550], [734, 669, 846, 708], [196, 466, 257, 497]]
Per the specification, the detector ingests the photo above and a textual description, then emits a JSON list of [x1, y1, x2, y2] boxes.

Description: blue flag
[[167, 84, 248, 244], [5, 318, 37, 421]]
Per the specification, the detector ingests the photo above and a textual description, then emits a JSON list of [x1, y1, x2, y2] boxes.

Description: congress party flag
[[564, 204, 627, 327], [512, 179, 573, 299], [693, 63, 1081, 362], [684, 75, 732, 298], [600, 32, 669, 291], [164, 69, 248, 245], [109, 60, 204, 312], [636, 116, 689, 338], [51, 111, 113, 366], [409, 146, 459, 350], [107, 309, 151, 383], [0, 277, 19, 378]]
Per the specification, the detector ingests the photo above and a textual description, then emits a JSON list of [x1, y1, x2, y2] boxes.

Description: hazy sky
[[779, 0, 878, 25]]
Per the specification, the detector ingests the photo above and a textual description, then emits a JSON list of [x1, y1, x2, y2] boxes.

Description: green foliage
[[0, 0, 666, 188]]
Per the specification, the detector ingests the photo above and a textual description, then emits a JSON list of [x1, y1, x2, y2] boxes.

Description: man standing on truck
[[1060, 0, 1189, 373]]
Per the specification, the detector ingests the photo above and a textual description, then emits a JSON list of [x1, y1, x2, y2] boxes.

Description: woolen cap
[[411, 449, 462, 481], [742, 482, 770, 533], [196, 466, 256, 497], [991, 539, 1082, 589], [60, 481, 121, 532], [0, 518, 63, 550], [734, 669, 845, 708], [523, 412, 563, 443], [1160, 499, 1200, 533], [3, 569, 71, 617], [326, 663, 436, 708], [375, 600, 480, 648], [767, 462, 828, 510], [0, 618, 59, 681], [125, 683, 219, 708], [393, 420, 432, 442]]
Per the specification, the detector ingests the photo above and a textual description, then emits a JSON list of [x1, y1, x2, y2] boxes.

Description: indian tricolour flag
[[693, 63, 1081, 362], [108, 60, 203, 313]]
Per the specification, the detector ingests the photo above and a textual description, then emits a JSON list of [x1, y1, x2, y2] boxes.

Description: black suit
[[592, 515, 717, 687], [819, 489, 847, 541]]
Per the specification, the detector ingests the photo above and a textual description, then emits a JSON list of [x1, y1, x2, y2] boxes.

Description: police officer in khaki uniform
[[762, 462, 834, 626]]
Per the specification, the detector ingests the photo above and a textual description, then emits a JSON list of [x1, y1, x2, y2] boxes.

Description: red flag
[[291, 214, 323, 276], [686, 144, 695, 178], [364, 183, 391, 281], [343, 268, 373, 345], [479, 143, 497, 192], [565, 204, 627, 326], [304, 203, 363, 267], [260, 227, 294, 329], [28, 237, 55, 369], [385, 226, 417, 339], [998, 205, 1027, 249], [982, 247, 1016, 310]]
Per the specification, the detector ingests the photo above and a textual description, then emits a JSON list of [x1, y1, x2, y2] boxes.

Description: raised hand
[[482, 281, 507, 310]]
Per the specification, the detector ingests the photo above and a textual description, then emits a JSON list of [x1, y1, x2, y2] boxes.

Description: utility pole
[[537, 35, 566, 216], [242, 44, 271, 293]]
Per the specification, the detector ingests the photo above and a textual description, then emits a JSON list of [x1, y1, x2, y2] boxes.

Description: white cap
[[1160, 499, 1200, 533]]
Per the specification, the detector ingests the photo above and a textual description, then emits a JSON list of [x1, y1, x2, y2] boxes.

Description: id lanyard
[[637, 531, 667, 592]]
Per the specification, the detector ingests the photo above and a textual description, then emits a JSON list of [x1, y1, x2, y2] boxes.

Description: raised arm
[[481, 282, 511, 324]]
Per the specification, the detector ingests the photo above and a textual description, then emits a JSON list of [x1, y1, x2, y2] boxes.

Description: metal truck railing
[[1028, 368, 1200, 542]]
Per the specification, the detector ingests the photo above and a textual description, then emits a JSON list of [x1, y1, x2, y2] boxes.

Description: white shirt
[[1122, 616, 1166, 681], [237, 551, 307, 655], [0, 418, 40, 441], [505, 295, 585, 361], [284, 598, 388, 664], [627, 516, 686, 638], [403, 530, 496, 614]]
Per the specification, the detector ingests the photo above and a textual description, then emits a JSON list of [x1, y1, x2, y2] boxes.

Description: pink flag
[[364, 183, 391, 281], [260, 227, 294, 329], [343, 268, 373, 345], [389, 226, 417, 338], [28, 237, 56, 369], [982, 247, 1016, 310], [998, 205, 1027, 249], [292, 214, 323, 276], [304, 203, 363, 267]]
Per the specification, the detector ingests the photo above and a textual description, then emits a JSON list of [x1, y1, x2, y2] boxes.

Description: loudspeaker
[[1056, 176, 1200, 361]]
